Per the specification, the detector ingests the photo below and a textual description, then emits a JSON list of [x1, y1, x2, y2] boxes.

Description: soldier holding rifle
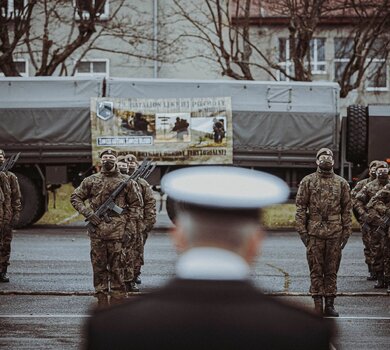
[[0, 150, 22, 283], [70, 148, 143, 306], [351, 160, 380, 280], [123, 154, 156, 288], [355, 162, 389, 288], [367, 171, 390, 292]]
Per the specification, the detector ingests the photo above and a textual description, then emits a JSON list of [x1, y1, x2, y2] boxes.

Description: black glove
[[87, 213, 101, 226], [340, 236, 349, 249], [300, 232, 309, 247]]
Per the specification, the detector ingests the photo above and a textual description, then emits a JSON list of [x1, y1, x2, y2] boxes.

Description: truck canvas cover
[[107, 78, 340, 167], [0, 77, 103, 163]]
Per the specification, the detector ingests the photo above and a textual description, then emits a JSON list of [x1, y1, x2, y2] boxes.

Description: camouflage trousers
[[0, 224, 13, 270], [122, 234, 138, 283], [306, 236, 342, 297], [90, 238, 126, 298], [134, 231, 148, 277], [361, 226, 374, 269], [371, 228, 390, 277]]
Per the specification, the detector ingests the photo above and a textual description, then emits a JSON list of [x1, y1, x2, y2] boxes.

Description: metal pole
[[153, 0, 158, 78]]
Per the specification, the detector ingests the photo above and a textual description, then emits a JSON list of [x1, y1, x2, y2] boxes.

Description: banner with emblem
[[90, 97, 233, 165]]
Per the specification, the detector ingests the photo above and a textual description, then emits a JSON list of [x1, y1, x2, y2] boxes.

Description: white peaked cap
[[161, 166, 289, 209]]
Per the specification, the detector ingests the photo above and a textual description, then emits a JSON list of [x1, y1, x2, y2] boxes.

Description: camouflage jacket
[[351, 177, 373, 204], [70, 167, 143, 240], [354, 178, 389, 222], [0, 180, 4, 225], [138, 178, 156, 233], [5, 171, 22, 221], [124, 178, 156, 236], [0, 172, 12, 224], [295, 169, 352, 239], [367, 183, 390, 220]]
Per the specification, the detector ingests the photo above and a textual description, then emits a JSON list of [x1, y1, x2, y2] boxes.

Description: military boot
[[313, 296, 323, 315], [367, 266, 377, 281], [125, 281, 139, 293], [324, 297, 339, 317], [374, 272, 385, 289], [0, 267, 10, 283], [385, 277, 390, 294], [110, 296, 124, 305], [134, 276, 142, 285], [96, 293, 109, 308]]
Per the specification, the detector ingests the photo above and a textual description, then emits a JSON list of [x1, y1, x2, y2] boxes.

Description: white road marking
[[0, 315, 389, 320], [0, 314, 91, 318]]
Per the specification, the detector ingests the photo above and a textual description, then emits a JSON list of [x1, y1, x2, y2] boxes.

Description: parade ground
[[0, 214, 389, 350]]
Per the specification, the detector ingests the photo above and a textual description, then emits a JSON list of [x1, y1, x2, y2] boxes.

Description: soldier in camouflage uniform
[[0, 150, 22, 283], [351, 160, 380, 280], [367, 181, 390, 292], [361, 164, 390, 289], [70, 148, 143, 306], [125, 154, 156, 286], [0, 178, 5, 279], [296, 148, 352, 316], [116, 155, 142, 292]]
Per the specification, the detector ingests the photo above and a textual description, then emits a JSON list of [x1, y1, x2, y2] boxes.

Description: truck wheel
[[14, 173, 42, 228], [31, 195, 47, 224], [166, 196, 177, 224], [346, 105, 368, 164]]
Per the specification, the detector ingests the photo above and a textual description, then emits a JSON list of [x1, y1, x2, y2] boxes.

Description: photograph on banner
[[90, 97, 232, 165]]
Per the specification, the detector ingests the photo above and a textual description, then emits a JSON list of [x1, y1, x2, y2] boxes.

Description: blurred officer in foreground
[[85, 166, 334, 350], [355, 161, 389, 287], [351, 160, 380, 280], [296, 148, 352, 317], [124, 154, 156, 286], [71, 148, 143, 306], [0, 149, 22, 283]]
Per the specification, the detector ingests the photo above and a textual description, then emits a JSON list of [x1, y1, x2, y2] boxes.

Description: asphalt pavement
[[0, 213, 389, 350]]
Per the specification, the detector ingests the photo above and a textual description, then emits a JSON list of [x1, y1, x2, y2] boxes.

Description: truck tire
[[346, 105, 368, 164], [14, 173, 42, 228], [166, 196, 177, 224]]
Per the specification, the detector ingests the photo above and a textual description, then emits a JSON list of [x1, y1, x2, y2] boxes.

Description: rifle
[[85, 158, 153, 233], [376, 215, 390, 237], [0, 152, 21, 172], [140, 162, 156, 180]]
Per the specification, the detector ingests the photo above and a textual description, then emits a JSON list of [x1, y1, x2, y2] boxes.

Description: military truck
[[0, 77, 388, 227]]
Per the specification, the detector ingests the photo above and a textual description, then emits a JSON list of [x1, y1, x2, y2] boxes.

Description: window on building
[[0, 0, 27, 18], [0, 58, 28, 76], [278, 38, 292, 81], [334, 37, 387, 90], [74, 0, 109, 20], [366, 39, 388, 91], [75, 59, 109, 77], [309, 38, 326, 73], [278, 37, 326, 81], [334, 37, 354, 83]]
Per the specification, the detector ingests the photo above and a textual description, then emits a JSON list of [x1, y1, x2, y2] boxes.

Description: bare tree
[[171, 0, 390, 98], [0, 0, 174, 76], [0, 0, 36, 76]]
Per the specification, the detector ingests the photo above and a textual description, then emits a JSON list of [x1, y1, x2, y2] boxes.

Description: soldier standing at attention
[[351, 160, 379, 280], [116, 155, 141, 292], [367, 181, 390, 293], [296, 148, 352, 316], [0, 150, 22, 283], [125, 154, 156, 286], [356, 162, 389, 288], [0, 178, 5, 280], [70, 148, 143, 306]]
